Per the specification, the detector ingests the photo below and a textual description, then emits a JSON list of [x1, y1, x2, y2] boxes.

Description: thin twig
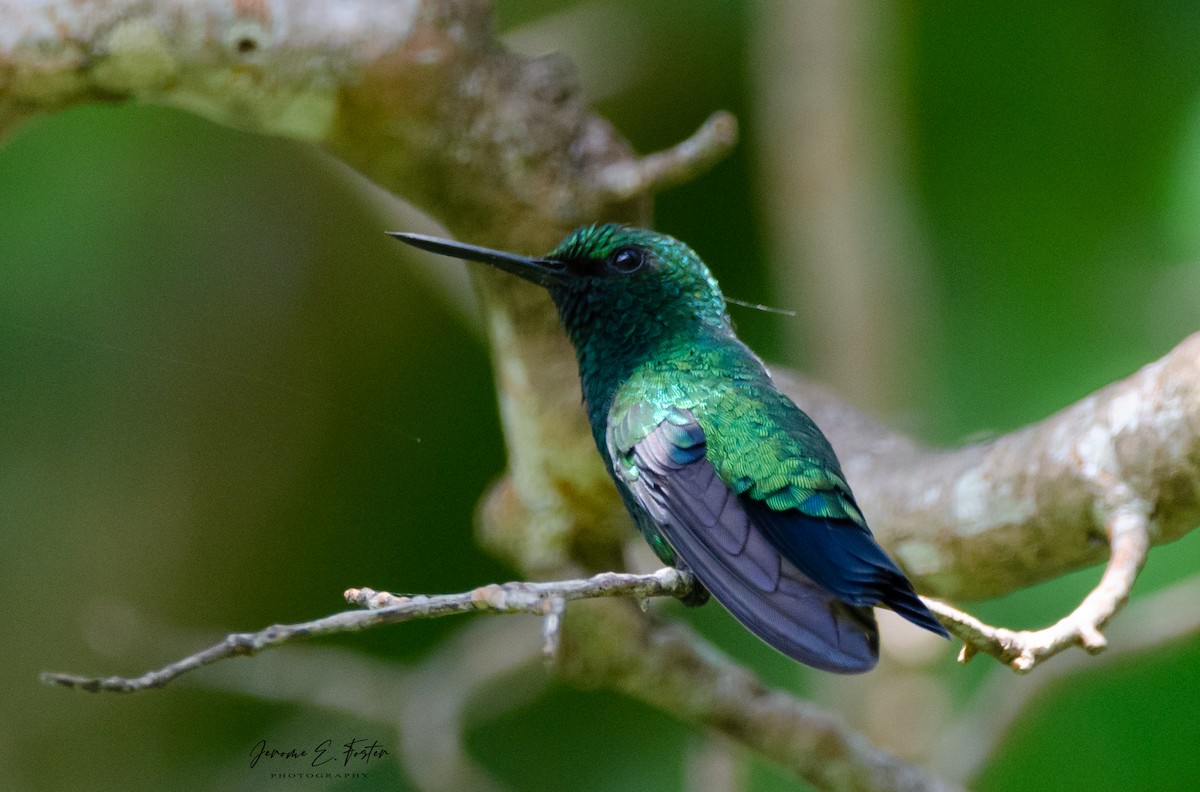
[[40, 568, 695, 693], [595, 111, 739, 201]]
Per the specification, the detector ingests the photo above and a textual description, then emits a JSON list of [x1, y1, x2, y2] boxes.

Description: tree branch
[[771, 333, 1200, 601]]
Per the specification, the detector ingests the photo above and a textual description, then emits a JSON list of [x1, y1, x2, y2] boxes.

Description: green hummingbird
[[391, 224, 948, 672]]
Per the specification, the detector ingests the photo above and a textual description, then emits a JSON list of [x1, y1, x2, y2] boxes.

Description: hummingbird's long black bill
[[388, 232, 565, 287]]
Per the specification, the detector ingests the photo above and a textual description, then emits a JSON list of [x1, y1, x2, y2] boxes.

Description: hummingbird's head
[[543, 224, 731, 342], [390, 224, 731, 345]]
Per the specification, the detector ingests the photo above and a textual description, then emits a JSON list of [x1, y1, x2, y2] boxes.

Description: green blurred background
[[2, 1, 1199, 790]]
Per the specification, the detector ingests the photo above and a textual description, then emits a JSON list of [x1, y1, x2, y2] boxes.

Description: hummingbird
[[391, 224, 948, 672]]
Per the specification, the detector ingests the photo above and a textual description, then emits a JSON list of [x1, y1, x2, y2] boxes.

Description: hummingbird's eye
[[609, 247, 644, 274]]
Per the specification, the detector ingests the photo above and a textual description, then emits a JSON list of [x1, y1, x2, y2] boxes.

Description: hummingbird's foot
[[677, 571, 711, 608]]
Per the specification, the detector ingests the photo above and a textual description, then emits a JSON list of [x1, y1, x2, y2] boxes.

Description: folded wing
[[611, 406, 881, 672]]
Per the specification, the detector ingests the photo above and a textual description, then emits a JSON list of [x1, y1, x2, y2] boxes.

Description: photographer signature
[[250, 738, 389, 769]]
